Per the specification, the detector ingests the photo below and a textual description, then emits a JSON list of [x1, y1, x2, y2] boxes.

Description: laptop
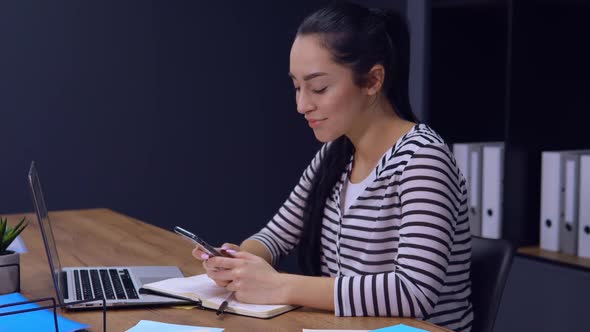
[[27, 161, 189, 309]]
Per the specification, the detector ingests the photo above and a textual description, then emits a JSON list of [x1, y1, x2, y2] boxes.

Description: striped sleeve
[[335, 143, 462, 318], [248, 143, 329, 266]]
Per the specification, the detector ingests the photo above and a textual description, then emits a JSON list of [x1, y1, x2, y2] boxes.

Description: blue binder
[[0, 293, 89, 332]]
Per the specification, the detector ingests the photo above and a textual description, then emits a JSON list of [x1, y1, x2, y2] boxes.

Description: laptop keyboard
[[99, 269, 115, 299], [90, 270, 104, 300], [73, 268, 139, 301]]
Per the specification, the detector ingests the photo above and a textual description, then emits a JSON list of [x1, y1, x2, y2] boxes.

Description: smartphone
[[174, 226, 231, 257]]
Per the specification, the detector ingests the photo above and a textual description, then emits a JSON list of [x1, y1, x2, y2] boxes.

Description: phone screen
[[174, 226, 230, 257]]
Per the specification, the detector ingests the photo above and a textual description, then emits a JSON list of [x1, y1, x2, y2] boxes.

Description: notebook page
[[142, 274, 226, 300], [144, 274, 290, 313], [193, 275, 290, 313]]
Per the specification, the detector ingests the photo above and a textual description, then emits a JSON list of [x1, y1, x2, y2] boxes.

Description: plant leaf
[[0, 221, 7, 253], [0, 218, 7, 253], [7, 218, 27, 237], [0, 217, 28, 254], [0, 218, 6, 238]]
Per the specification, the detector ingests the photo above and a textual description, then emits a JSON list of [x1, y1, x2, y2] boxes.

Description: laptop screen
[[28, 161, 65, 304]]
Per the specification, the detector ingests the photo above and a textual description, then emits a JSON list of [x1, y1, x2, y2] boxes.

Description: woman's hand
[[205, 251, 287, 304], [191, 242, 240, 261], [192, 242, 240, 287]]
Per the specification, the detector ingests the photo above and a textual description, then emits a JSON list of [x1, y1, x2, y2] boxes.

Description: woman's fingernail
[[201, 253, 210, 260], [225, 249, 237, 254]]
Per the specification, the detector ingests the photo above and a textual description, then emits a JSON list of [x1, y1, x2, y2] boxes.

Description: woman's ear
[[365, 64, 385, 96]]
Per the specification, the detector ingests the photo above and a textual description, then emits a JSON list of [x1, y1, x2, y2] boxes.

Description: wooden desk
[[5, 209, 450, 331]]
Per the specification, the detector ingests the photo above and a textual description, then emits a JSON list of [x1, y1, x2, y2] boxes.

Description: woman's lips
[[307, 118, 326, 128]]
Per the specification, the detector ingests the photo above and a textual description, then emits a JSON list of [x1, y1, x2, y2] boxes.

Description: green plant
[[0, 217, 27, 255]]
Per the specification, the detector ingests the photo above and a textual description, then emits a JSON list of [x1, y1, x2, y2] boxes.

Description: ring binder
[[0, 295, 107, 331], [0, 262, 20, 292]]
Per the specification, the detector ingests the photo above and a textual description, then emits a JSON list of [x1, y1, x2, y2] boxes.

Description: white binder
[[453, 143, 491, 237], [453, 144, 470, 185], [578, 155, 590, 259], [481, 143, 504, 239], [560, 154, 580, 255], [540, 151, 565, 252], [453, 143, 472, 231], [468, 144, 483, 237]]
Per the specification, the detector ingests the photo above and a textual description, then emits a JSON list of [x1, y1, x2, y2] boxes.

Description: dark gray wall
[[0, 0, 418, 273], [406, 0, 429, 122], [0, 0, 326, 249]]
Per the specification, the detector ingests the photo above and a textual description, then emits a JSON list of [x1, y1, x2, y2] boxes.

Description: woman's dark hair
[[295, 1, 418, 275]]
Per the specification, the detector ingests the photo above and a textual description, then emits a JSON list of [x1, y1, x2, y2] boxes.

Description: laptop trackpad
[[138, 277, 168, 285], [130, 266, 184, 287]]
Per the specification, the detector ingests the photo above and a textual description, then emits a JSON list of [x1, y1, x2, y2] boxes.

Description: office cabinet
[[429, 0, 590, 269]]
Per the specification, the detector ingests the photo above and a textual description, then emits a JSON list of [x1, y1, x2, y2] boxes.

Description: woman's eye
[[312, 87, 327, 94]]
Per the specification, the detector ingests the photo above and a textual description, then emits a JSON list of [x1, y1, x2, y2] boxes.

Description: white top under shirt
[[341, 169, 377, 214]]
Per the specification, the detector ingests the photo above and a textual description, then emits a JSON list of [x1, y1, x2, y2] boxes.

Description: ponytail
[[297, 136, 353, 275], [375, 9, 417, 123]]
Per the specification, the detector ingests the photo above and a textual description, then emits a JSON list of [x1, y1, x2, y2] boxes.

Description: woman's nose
[[296, 90, 315, 114]]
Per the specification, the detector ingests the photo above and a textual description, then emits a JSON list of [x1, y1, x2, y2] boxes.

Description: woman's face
[[289, 35, 370, 143]]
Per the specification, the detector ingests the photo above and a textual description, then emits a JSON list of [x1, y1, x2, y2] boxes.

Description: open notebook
[[140, 274, 297, 319]]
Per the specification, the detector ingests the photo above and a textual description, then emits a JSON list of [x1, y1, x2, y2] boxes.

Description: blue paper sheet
[[125, 320, 224, 332], [0, 292, 89, 332], [371, 324, 428, 332]]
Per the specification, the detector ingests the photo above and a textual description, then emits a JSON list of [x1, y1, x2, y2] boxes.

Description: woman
[[193, 2, 473, 331]]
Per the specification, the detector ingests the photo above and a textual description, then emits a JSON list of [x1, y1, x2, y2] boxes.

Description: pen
[[216, 291, 235, 316]]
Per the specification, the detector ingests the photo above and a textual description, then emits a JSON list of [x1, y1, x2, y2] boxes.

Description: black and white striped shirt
[[250, 124, 473, 331]]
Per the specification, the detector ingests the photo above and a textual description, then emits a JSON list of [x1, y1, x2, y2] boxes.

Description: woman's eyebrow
[[288, 72, 328, 81]]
